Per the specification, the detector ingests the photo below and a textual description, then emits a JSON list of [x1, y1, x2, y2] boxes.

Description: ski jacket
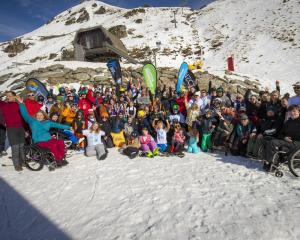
[[19, 103, 69, 143]]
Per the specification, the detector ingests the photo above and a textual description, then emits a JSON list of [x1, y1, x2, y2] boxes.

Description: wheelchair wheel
[[288, 148, 300, 177], [24, 145, 44, 171], [275, 170, 283, 178]]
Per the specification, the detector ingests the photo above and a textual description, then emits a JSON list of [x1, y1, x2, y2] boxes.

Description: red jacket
[[78, 98, 91, 116], [0, 101, 23, 128], [176, 97, 186, 114], [25, 99, 42, 116], [87, 89, 103, 106]]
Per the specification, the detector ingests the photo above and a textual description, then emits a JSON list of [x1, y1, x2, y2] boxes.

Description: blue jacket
[[19, 103, 70, 143]]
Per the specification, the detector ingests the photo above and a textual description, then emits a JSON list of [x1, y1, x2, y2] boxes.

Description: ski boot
[[153, 148, 160, 156]]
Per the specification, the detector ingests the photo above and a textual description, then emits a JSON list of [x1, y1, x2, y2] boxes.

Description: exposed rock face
[[76, 9, 90, 23], [1, 64, 260, 96], [3, 39, 30, 57], [94, 6, 106, 14], [61, 48, 75, 61], [123, 8, 146, 18], [108, 25, 128, 39]]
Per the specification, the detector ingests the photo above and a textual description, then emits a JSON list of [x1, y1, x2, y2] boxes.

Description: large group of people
[[0, 77, 300, 173]]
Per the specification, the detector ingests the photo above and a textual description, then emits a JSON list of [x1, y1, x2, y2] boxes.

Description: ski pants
[[7, 127, 25, 168], [188, 142, 200, 154], [0, 125, 6, 152], [85, 144, 106, 158], [37, 139, 65, 162], [140, 140, 157, 152], [201, 133, 212, 152]]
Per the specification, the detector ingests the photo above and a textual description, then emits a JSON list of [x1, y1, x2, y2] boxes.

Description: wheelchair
[[262, 146, 300, 178], [23, 134, 70, 172], [24, 144, 57, 171]]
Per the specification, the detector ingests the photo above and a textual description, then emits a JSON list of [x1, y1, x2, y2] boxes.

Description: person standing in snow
[[0, 92, 25, 171]]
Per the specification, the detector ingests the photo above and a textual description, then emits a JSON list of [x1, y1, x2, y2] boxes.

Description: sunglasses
[[27, 94, 35, 97], [294, 87, 300, 90]]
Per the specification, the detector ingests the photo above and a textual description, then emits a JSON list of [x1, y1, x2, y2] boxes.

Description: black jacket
[[280, 117, 300, 141], [258, 116, 282, 137]]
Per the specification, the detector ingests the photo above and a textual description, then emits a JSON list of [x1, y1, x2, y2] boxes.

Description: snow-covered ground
[[1, 149, 300, 240]]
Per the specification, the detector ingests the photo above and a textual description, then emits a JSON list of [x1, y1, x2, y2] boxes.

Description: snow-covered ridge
[[0, 0, 299, 93]]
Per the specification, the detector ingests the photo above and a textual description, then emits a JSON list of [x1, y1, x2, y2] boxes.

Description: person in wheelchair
[[247, 106, 283, 158], [17, 96, 71, 167], [264, 105, 300, 170]]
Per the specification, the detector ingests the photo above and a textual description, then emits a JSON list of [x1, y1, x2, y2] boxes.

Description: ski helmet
[[37, 95, 45, 103]]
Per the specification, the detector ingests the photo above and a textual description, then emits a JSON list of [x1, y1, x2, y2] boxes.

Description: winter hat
[[216, 87, 224, 93], [239, 106, 246, 112], [240, 114, 248, 120], [205, 108, 212, 114]]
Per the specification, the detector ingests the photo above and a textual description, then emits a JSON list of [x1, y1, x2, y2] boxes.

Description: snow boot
[[153, 148, 160, 156], [146, 151, 154, 158]]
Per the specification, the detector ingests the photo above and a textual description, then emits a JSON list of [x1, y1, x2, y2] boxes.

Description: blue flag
[[25, 78, 49, 98], [176, 62, 189, 93], [107, 59, 122, 85]]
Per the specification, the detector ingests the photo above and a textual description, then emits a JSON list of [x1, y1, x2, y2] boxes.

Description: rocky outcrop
[[76, 9, 90, 23], [108, 25, 127, 39], [94, 6, 106, 14], [3, 38, 30, 57], [123, 8, 146, 18], [1, 64, 260, 96]]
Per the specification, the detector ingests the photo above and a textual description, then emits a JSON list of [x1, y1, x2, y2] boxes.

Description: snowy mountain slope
[[1, 149, 300, 240], [0, 0, 198, 72], [196, 0, 300, 93], [0, 0, 299, 93]]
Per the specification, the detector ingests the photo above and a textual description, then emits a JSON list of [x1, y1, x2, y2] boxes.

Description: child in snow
[[139, 127, 159, 157], [124, 116, 138, 143], [197, 109, 216, 152], [120, 131, 140, 159], [99, 112, 114, 149], [82, 122, 107, 160], [71, 110, 86, 151], [153, 119, 170, 153], [171, 123, 186, 154], [187, 128, 200, 154]]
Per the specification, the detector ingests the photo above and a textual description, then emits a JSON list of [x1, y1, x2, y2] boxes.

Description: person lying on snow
[[16, 96, 70, 167]]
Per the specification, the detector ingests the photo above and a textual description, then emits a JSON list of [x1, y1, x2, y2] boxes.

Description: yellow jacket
[[61, 107, 76, 125]]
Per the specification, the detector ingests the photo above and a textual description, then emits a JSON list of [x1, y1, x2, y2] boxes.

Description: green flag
[[142, 64, 157, 95]]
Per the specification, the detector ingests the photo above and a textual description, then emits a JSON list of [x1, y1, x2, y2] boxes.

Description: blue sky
[[0, 0, 214, 42]]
